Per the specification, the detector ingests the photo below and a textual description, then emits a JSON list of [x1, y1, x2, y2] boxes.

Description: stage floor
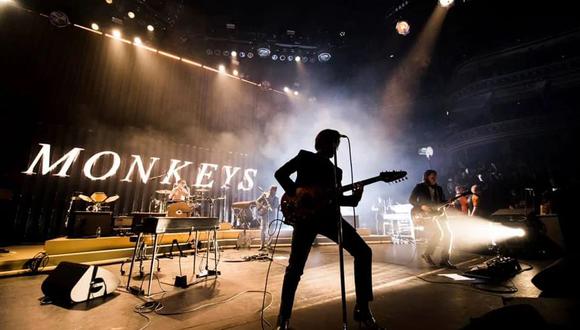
[[0, 243, 564, 330]]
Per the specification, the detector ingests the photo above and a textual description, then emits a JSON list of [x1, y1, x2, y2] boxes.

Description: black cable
[[27, 252, 49, 273], [261, 207, 284, 330], [415, 274, 519, 295], [155, 290, 272, 316]]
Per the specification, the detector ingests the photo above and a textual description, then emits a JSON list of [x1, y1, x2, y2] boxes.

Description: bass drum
[[166, 201, 193, 217]]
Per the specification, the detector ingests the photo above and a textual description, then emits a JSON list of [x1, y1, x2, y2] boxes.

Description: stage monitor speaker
[[41, 262, 119, 303], [68, 211, 113, 238]]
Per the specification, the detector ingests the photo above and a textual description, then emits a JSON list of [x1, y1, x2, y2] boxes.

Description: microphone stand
[[332, 150, 348, 330]]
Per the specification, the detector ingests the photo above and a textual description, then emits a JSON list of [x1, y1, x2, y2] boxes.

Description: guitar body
[[280, 187, 334, 226], [280, 170, 408, 226]]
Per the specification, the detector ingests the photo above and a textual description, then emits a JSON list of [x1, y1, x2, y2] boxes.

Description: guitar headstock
[[379, 170, 407, 184]]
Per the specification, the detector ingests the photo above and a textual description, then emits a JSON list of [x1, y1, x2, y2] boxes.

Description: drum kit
[[78, 192, 120, 212], [150, 187, 225, 217]]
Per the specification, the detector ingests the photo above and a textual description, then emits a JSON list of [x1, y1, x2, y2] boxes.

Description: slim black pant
[[279, 216, 373, 320], [424, 217, 452, 262]]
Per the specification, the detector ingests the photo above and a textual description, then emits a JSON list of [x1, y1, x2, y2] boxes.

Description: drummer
[[169, 179, 190, 202]]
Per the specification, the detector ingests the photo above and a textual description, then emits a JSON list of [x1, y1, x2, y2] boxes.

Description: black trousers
[[278, 216, 373, 319], [424, 217, 452, 262]]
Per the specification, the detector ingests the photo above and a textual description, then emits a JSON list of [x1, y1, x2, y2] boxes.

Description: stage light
[[439, 0, 454, 7], [302, 56, 308, 63], [318, 52, 331, 62], [128, 11, 135, 19], [257, 47, 271, 57], [112, 29, 121, 38], [279, 55, 286, 61], [231, 50, 237, 57], [396, 21, 411, 36], [147, 25, 154, 32], [218, 64, 226, 73], [214, 49, 221, 56], [206, 49, 213, 55], [418, 146, 434, 159], [233, 69, 239, 76], [223, 50, 230, 57], [283, 86, 290, 93], [133, 37, 142, 45], [91, 23, 99, 31], [105, 0, 113, 4], [293, 91, 299, 96], [239, 52, 245, 58], [271, 54, 278, 61], [295, 56, 301, 62], [247, 52, 254, 58], [288, 55, 294, 62]]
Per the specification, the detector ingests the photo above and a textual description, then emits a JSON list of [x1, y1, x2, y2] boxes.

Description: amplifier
[[68, 211, 113, 238]]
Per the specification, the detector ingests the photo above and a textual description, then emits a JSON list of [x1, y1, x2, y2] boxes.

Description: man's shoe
[[353, 305, 386, 330], [276, 316, 290, 330], [421, 253, 436, 266], [439, 260, 457, 269]]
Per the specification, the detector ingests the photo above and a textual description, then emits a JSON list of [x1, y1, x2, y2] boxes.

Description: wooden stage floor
[[1, 243, 572, 330]]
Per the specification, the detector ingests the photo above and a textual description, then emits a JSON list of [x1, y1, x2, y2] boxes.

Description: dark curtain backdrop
[[0, 8, 287, 243]]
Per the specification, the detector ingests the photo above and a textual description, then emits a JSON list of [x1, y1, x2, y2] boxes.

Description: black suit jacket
[[409, 182, 446, 209], [274, 150, 359, 207]]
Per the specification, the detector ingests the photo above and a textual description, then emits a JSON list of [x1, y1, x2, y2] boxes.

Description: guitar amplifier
[[67, 211, 113, 238]]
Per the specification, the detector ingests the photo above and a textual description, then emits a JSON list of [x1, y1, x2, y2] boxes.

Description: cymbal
[[78, 194, 92, 203], [155, 189, 172, 195]]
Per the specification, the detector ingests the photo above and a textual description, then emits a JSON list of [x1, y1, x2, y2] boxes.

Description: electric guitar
[[281, 170, 407, 226]]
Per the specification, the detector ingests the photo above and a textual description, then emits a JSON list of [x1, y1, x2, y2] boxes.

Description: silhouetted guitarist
[[274, 129, 384, 330]]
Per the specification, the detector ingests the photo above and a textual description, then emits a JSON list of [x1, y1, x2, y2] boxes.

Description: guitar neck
[[340, 176, 382, 192]]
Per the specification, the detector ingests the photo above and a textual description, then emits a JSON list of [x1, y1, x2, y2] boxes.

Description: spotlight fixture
[[247, 52, 254, 59], [206, 49, 213, 55], [257, 47, 271, 57], [133, 37, 142, 45], [231, 50, 237, 57], [271, 54, 278, 61], [91, 23, 99, 31], [112, 29, 121, 38], [105, 0, 113, 4], [293, 91, 299, 96], [439, 0, 454, 7], [147, 24, 154, 32], [223, 50, 230, 57], [279, 55, 286, 61], [48, 11, 70, 28], [218, 64, 226, 73], [302, 56, 308, 63], [318, 52, 331, 62], [128, 11, 135, 19], [396, 21, 411, 36], [214, 49, 221, 56], [239, 52, 245, 58], [283, 86, 290, 93], [287, 55, 294, 62], [233, 69, 239, 76], [339, 31, 346, 37], [295, 56, 301, 62]]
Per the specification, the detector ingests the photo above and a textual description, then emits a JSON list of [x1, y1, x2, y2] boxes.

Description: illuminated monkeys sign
[[22, 143, 258, 191]]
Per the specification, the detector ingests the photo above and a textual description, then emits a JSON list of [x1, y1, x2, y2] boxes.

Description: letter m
[[22, 143, 84, 177]]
